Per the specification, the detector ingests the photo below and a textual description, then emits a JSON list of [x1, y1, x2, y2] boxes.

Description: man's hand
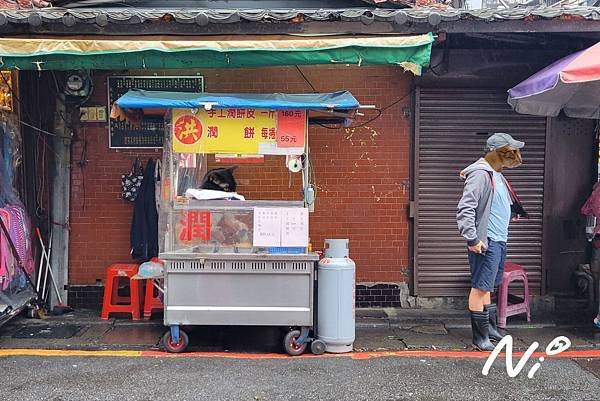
[[468, 241, 485, 254]]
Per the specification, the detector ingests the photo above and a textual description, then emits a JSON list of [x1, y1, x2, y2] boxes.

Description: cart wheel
[[162, 330, 189, 353], [311, 339, 326, 355], [283, 329, 307, 356]]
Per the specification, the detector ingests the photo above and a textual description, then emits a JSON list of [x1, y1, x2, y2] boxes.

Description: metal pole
[[40, 230, 52, 302], [49, 93, 71, 309]]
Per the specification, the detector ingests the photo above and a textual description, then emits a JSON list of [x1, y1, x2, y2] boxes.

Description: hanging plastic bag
[[121, 158, 144, 202], [138, 260, 163, 278]]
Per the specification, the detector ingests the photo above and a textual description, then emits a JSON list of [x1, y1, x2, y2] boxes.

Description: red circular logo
[[174, 115, 202, 145]]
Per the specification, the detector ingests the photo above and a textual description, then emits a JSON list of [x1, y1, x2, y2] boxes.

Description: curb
[[1, 348, 599, 360]]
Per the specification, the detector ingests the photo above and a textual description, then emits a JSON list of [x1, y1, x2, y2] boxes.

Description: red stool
[[101, 264, 142, 320], [111, 280, 130, 305], [142, 258, 165, 320], [143, 279, 164, 320], [497, 262, 531, 329]]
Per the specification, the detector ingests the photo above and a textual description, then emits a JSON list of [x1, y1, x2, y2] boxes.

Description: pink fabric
[[0, 208, 12, 290], [6, 205, 34, 275], [0, 227, 7, 289], [561, 42, 600, 84], [581, 182, 600, 235], [0, 205, 35, 290]]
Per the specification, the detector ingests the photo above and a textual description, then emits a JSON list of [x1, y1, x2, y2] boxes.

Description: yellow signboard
[[172, 108, 278, 154]]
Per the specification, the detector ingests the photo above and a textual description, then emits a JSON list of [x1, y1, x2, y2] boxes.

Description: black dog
[[200, 166, 238, 192]]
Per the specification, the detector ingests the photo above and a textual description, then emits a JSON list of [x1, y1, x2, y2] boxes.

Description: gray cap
[[486, 133, 525, 151]]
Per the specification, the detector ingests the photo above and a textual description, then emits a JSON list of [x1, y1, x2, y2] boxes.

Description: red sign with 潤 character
[[277, 110, 306, 148], [179, 210, 211, 242]]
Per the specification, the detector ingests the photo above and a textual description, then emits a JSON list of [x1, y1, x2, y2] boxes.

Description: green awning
[[0, 34, 433, 74]]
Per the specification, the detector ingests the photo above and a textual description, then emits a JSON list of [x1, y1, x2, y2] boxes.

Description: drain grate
[[12, 324, 83, 339]]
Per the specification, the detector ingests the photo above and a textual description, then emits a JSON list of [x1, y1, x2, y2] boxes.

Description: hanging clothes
[[0, 205, 32, 291], [6, 205, 34, 276], [0, 208, 12, 290], [154, 159, 161, 213], [0, 125, 20, 208], [130, 158, 159, 261]]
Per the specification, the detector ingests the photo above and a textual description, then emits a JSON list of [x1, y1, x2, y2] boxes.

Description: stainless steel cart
[[161, 252, 318, 354], [158, 197, 321, 354]]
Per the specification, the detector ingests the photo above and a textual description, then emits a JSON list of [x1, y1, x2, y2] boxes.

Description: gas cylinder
[[317, 239, 355, 353]]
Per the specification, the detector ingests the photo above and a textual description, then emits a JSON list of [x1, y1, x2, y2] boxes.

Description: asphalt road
[[1, 355, 598, 401]]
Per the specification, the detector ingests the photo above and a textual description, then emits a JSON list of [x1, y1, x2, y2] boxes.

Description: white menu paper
[[281, 208, 309, 247], [253, 208, 282, 247]]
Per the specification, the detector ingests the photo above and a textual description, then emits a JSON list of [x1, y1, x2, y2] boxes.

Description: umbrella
[[508, 42, 600, 119]]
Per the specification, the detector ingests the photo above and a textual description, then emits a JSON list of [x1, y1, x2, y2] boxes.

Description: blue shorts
[[468, 240, 507, 292]]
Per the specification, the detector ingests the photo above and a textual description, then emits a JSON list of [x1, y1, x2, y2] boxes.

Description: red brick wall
[[69, 66, 411, 287]]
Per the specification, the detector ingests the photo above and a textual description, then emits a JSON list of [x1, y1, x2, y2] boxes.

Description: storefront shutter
[[414, 88, 546, 297]]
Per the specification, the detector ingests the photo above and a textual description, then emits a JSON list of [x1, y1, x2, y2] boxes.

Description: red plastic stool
[[101, 264, 142, 320], [497, 262, 531, 329], [143, 279, 164, 320], [142, 258, 165, 320], [111, 279, 130, 305]]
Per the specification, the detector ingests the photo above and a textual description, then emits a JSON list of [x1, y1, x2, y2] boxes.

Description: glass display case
[[159, 119, 308, 256], [157, 108, 316, 338]]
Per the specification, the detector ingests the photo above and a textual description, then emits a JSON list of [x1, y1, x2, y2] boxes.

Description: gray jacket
[[456, 158, 498, 248]]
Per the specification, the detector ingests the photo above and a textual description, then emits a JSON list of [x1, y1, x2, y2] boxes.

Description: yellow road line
[[0, 348, 598, 359], [0, 349, 142, 357]]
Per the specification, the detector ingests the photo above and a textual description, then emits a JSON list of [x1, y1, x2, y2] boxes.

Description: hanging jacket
[[130, 159, 159, 261]]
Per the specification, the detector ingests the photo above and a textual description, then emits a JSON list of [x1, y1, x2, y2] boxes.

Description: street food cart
[[113, 89, 360, 354]]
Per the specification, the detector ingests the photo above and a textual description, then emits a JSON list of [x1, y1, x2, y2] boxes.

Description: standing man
[[457, 133, 528, 351]]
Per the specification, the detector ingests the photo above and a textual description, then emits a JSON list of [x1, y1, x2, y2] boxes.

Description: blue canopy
[[115, 89, 360, 111]]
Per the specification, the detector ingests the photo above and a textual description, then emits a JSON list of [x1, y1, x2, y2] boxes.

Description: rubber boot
[[470, 310, 495, 351], [484, 303, 504, 343]]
